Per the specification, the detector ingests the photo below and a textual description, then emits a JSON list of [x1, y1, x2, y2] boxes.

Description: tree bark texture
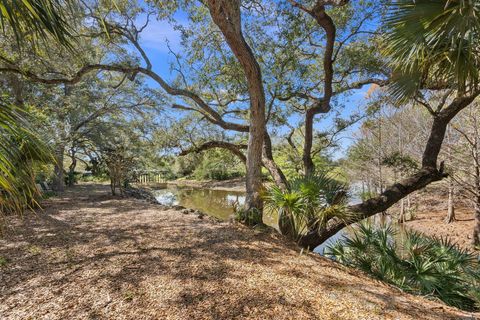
[[207, 0, 266, 217]]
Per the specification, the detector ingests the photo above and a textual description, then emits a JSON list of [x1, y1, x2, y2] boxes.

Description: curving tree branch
[[179, 141, 247, 163], [298, 91, 480, 249]]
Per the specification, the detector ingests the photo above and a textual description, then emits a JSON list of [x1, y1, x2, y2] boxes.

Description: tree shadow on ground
[[0, 184, 475, 319]]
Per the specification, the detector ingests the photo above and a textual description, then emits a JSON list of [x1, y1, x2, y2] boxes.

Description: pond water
[[152, 185, 401, 254], [153, 185, 277, 225], [154, 185, 245, 218]]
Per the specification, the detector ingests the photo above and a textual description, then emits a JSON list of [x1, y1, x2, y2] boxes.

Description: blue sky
[[133, 11, 188, 85], [132, 9, 372, 159]]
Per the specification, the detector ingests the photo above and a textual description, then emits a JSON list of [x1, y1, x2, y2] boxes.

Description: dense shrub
[[194, 165, 243, 181], [78, 174, 109, 183], [326, 223, 480, 311]]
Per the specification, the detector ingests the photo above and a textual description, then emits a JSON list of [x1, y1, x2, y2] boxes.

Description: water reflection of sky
[[154, 186, 277, 227], [154, 186, 246, 220], [155, 191, 179, 206]]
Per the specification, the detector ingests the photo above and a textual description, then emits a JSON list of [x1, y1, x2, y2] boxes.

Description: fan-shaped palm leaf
[[0, 0, 76, 46], [264, 173, 350, 241], [326, 223, 480, 310], [383, 0, 480, 101]]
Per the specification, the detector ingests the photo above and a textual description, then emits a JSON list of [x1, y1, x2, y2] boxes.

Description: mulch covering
[[0, 184, 478, 319]]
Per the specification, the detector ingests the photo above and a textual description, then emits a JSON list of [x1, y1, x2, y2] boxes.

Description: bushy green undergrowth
[[326, 223, 480, 311], [194, 165, 243, 181], [78, 174, 109, 183], [193, 153, 244, 181]]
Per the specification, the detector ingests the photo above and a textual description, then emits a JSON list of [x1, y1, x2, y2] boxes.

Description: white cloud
[[136, 16, 184, 54]]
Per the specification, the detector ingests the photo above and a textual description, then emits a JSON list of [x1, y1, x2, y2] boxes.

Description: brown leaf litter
[[0, 184, 478, 320]]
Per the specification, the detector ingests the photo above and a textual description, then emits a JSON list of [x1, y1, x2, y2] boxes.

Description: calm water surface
[[153, 185, 402, 254], [153, 185, 278, 227]]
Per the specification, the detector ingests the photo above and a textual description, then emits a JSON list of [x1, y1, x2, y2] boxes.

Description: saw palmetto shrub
[[326, 223, 480, 311]]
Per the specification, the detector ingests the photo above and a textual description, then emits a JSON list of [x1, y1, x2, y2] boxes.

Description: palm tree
[[0, 0, 74, 229], [325, 223, 480, 311], [264, 173, 350, 242], [0, 0, 75, 46], [0, 102, 52, 219], [383, 0, 480, 101], [384, 0, 480, 246]]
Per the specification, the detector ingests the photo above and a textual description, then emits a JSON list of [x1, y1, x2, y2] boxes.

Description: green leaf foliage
[[326, 222, 480, 311], [0, 100, 52, 224], [0, 0, 76, 47], [383, 0, 480, 101], [264, 172, 350, 241]]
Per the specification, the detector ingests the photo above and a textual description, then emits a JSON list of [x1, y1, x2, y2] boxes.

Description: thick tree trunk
[[263, 134, 288, 190], [207, 0, 266, 221], [111, 176, 116, 196], [52, 85, 71, 192], [52, 143, 65, 191], [301, 2, 338, 176], [298, 167, 447, 249], [303, 110, 317, 176], [297, 94, 478, 249]]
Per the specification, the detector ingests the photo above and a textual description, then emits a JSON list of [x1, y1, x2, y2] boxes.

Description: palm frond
[[0, 0, 76, 46], [264, 172, 350, 241], [326, 223, 480, 311], [0, 101, 53, 227], [383, 0, 480, 101]]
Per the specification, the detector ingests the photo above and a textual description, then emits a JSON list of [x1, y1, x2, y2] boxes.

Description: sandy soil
[[0, 184, 478, 320], [405, 206, 479, 252], [397, 186, 479, 252]]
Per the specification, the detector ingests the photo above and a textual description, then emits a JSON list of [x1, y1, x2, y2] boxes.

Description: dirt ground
[[0, 184, 478, 320], [397, 186, 479, 252], [405, 206, 479, 252]]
